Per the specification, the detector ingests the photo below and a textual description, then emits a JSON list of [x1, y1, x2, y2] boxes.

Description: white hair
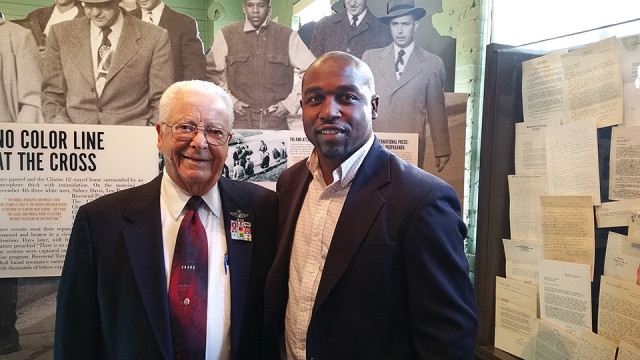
[[159, 80, 235, 128]]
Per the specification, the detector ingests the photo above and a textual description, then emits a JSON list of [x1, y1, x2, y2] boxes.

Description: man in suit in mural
[[263, 51, 477, 359], [24, 0, 85, 38], [55, 80, 278, 359], [309, 0, 392, 59], [131, 0, 206, 82], [41, 0, 174, 125], [206, 0, 315, 130], [362, 0, 451, 171]]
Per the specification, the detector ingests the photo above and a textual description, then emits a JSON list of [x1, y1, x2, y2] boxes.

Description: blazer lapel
[[312, 141, 390, 314], [217, 177, 255, 354], [394, 48, 425, 94], [122, 175, 173, 360], [69, 19, 96, 88], [157, 6, 173, 28], [376, 44, 397, 89], [106, 11, 142, 82]]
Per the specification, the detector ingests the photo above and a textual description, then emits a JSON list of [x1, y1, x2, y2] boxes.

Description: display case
[[474, 18, 640, 359]]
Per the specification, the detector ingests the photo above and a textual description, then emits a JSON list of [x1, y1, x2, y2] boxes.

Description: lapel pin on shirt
[[230, 209, 252, 241]]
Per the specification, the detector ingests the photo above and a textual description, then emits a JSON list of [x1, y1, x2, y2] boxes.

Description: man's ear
[[371, 95, 379, 120]]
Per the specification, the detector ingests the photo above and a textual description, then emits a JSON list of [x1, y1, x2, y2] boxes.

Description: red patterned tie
[[169, 196, 208, 359]]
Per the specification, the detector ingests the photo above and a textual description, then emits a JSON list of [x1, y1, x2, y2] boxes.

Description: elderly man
[[309, 0, 392, 59], [363, 0, 451, 171], [54, 80, 278, 359], [206, 0, 315, 130], [263, 52, 478, 359], [42, 0, 173, 125], [131, 0, 206, 82]]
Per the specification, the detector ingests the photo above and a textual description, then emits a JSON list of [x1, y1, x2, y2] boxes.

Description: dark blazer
[[309, 7, 392, 59], [25, 2, 85, 35], [363, 44, 451, 168], [42, 10, 173, 125], [131, 5, 206, 82], [54, 174, 278, 360], [264, 140, 478, 359]]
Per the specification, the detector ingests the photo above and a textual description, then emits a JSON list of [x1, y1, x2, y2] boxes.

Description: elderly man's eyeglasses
[[162, 122, 231, 146]]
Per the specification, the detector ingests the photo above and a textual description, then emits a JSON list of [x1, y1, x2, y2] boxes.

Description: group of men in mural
[[2, 0, 451, 169], [0, 0, 458, 355]]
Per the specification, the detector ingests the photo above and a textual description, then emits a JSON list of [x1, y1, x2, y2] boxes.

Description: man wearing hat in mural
[[41, 0, 174, 125], [363, 0, 451, 172], [310, 0, 392, 59]]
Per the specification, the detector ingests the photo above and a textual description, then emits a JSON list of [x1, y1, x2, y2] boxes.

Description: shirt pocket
[[265, 54, 290, 86], [227, 54, 250, 87]]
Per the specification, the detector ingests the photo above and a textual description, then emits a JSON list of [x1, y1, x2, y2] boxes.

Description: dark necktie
[[395, 49, 405, 74], [147, 12, 154, 24], [96, 27, 112, 97], [351, 15, 358, 27], [169, 196, 208, 360]]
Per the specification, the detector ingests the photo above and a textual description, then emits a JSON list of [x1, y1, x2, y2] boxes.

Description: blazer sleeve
[[54, 207, 101, 360], [148, 29, 173, 124], [425, 56, 451, 158], [41, 25, 70, 123], [404, 182, 478, 359]]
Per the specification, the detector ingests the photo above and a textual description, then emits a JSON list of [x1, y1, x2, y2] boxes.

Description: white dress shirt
[[142, 1, 165, 24], [44, 5, 79, 35], [394, 42, 414, 80], [285, 135, 375, 359], [89, 11, 124, 79], [160, 171, 231, 359]]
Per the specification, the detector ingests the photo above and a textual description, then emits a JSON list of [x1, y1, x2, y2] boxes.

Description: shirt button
[[309, 268, 315, 273]]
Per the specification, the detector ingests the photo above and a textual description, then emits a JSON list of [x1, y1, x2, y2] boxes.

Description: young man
[[264, 52, 478, 359], [205, 0, 315, 130]]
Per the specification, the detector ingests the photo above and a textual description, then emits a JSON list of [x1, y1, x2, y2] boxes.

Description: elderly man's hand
[[435, 155, 450, 172], [234, 100, 249, 115]]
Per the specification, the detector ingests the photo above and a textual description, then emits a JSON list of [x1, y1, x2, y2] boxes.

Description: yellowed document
[[574, 330, 616, 360], [503, 239, 542, 286], [522, 51, 568, 123], [539, 259, 592, 335], [603, 231, 640, 285], [560, 36, 623, 128], [618, 340, 640, 360], [534, 318, 579, 360], [545, 120, 601, 205], [495, 277, 538, 359], [515, 120, 560, 175], [619, 35, 640, 127], [597, 276, 640, 345], [509, 174, 548, 241], [609, 126, 640, 200], [540, 195, 595, 276], [596, 199, 640, 228]]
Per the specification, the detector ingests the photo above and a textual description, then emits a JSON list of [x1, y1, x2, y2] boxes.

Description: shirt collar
[[347, 9, 366, 25], [160, 169, 221, 221], [90, 7, 124, 43], [243, 17, 270, 33], [145, 1, 165, 22], [307, 134, 375, 187], [394, 42, 415, 60]]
